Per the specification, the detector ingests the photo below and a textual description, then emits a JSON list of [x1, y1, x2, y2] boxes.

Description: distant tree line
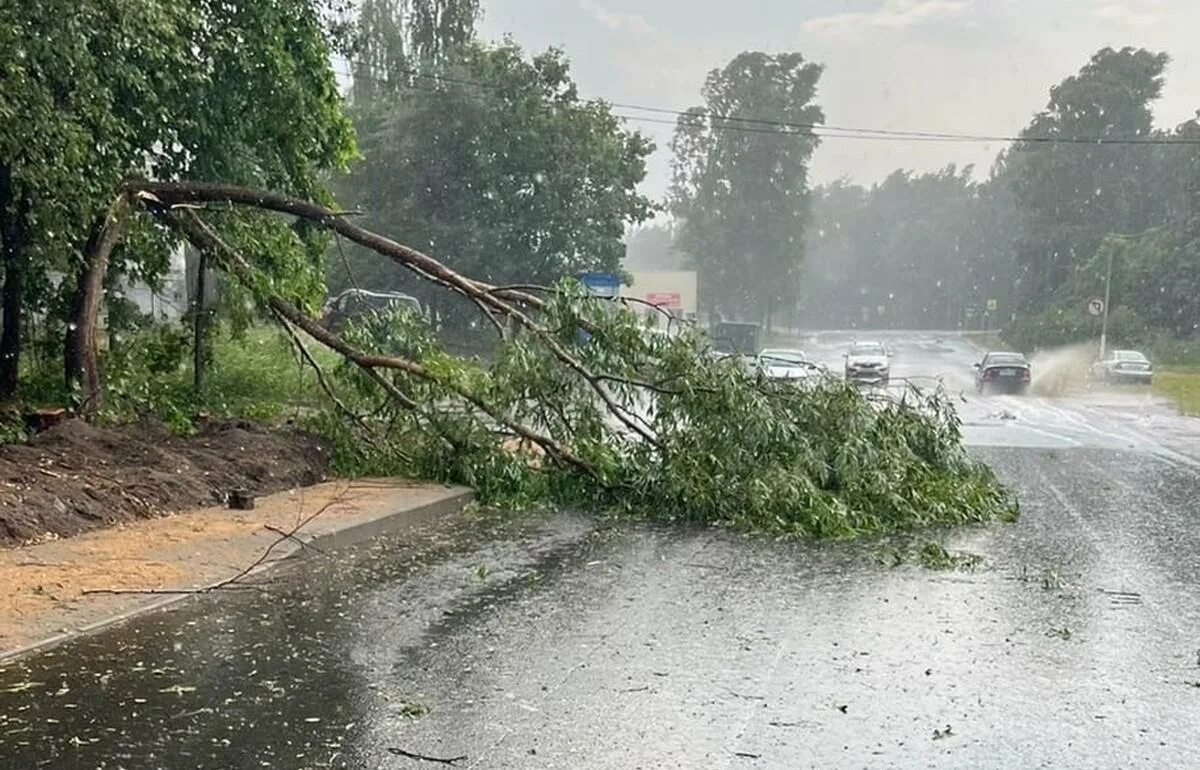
[[667, 46, 1200, 353]]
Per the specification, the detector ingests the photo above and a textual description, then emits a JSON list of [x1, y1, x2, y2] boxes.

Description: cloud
[[1089, 2, 1162, 27], [578, 0, 657, 38], [804, 0, 971, 33]]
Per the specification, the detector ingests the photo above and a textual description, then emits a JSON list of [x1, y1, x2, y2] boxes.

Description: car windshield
[[759, 349, 808, 366], [986, 353, 1026, 365], [1115, 351, 1148, 362], [849, 343, 885, 356]]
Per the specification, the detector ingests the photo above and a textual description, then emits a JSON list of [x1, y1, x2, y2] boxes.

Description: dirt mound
[[0, 419, 328, 546]]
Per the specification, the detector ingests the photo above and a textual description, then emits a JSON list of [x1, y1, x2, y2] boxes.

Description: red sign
[[645, 292, 682, 308]]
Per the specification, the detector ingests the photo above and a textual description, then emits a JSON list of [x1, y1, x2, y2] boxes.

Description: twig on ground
[[82, 489, 349, 596], [263, 524, 328, 555], [386, 747, 468, 765]]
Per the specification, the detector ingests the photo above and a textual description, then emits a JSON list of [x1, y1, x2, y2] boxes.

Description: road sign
[[645, 291, 681, 308], [1087, 297, 1105, 317], [578, 272, 620, 298], [986, 298, 998, 311]]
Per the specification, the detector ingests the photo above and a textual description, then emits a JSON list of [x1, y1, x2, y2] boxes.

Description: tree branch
[[146, 204, 602, 479], [125, 180, 662, 449]]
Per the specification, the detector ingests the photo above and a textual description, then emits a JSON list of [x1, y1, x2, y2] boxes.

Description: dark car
[[321, 289, 422, 332], [1089, 349, 1153, 385], [974, 351, 1031, 394]]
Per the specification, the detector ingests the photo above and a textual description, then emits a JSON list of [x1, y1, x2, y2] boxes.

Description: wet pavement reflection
[[2, 334, 1200, 768]]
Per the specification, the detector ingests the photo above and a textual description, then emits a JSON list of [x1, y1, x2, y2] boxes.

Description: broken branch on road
[[70, 178, 1020, 539]]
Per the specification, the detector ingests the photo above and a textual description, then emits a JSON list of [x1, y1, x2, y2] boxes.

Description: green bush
[[1005, 304, 1149, 352]]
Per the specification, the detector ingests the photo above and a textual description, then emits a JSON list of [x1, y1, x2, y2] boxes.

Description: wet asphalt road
[[3, 332, 1200, 769]]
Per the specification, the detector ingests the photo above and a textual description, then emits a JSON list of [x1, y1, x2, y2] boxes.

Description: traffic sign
[[645, 292, 681, 308], [1087, 298, 1105, 317], [578, 272, 620, 298]]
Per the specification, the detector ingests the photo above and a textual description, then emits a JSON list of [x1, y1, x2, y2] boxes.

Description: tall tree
[[800, 167, 1016, 331], [349, 0, 480, 102], [669, 52, 823, 327], [0, 0, 355, 401], [1002, 47, 1170, 311], [339, 41, 654, 319]]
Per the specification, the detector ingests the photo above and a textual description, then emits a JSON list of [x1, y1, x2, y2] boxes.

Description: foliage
[[799, 47, 1200, 351], [315, 281, 1019, 537], [669, 51, 823, 326], [348, 0, 481, 102], [338, 39, 655, 315], [1000, 47, 1173, 310], [801, 167, 1016, 330], [0, 0, 355, 397], [1005, 304, 1149, 352], [917, 542, 984, 571], [88, 324, 336, 430]]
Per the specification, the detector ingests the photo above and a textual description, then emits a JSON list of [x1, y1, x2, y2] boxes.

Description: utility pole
[[1098, 232, 1136, 360], [1098, 241, 1114, 360]]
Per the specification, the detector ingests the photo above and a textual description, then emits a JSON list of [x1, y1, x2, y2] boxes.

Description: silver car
[[844, 341, 891, 385], [1089, 349, 1154, 385], [757, 348, 821, 382]]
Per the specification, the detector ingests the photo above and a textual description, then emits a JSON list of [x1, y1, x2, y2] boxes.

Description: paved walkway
[[0, 478, 470, 659]]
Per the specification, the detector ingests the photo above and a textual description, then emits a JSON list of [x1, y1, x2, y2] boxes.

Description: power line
[[613, 113, 1008, 144], [334, 63, 1200, 147]]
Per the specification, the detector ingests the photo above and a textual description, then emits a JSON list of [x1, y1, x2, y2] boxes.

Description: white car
[[844, 341, 891, 384], [1089, 349, 1154, 385], [756, 348, 821, 382]]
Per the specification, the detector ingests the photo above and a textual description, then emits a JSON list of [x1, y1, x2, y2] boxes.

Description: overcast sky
[[478, 0, 1200, 199]]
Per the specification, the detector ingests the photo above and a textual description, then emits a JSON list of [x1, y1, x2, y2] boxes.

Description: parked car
[[321, 289, 422, 331], [757, 348, 822, 382], [1089, 349, 1154, 385], [844, 341, 890, 385], [974, 351, 1031, 394]]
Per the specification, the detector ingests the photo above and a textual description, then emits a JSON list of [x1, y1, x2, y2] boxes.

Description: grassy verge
[[960, 331, 1007, 353], [1153, 368, 1200, 416]]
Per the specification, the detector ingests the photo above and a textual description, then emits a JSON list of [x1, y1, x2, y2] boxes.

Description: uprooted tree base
[[0, 418, 327, 546], [73, 179, 1018, 538]]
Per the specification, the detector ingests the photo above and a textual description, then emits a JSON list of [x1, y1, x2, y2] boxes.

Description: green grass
[[1154, 368, 1200, 416], [198, 325, 340, 418], [19, 323, 344, 428]]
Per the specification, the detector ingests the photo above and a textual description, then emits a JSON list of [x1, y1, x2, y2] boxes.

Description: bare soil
[[0, 418, 328, 546]]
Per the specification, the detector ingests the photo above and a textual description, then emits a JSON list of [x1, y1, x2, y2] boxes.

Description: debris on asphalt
[[386, 747, 467, 765]]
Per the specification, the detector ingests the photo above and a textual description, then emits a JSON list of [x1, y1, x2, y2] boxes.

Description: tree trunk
[[66, 197, 131, 414], [0, 250, 25, 401], [63, 265, 88, 398], [192, 248, 208, 395], [0, 164, 27, 401]]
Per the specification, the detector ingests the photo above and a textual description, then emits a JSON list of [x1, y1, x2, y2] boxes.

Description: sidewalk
[[0, 478, 471, 660]]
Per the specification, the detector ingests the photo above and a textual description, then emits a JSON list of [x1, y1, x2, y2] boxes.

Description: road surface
[[2, 332, 1200, 769]]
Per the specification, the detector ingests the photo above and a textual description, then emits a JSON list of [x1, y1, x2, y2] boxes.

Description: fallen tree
[[75, 179, 1019, 536]]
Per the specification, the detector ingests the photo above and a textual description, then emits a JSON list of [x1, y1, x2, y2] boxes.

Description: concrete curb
[[0, 489, 472, 665]]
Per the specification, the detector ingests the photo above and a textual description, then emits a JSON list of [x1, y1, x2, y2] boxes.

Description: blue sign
[[578, 272, 620, 298]]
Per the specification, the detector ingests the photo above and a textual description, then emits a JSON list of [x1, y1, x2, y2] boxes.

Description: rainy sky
[[479, 0, 1200, 196]]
